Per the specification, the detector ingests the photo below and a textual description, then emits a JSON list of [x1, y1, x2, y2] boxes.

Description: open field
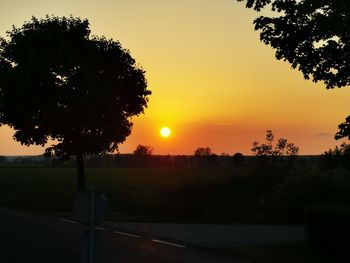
[[0, 166, 245, 221], [0, 161, 349, 224], [1, 165, 350, 262]]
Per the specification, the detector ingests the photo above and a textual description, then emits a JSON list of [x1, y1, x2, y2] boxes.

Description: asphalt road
[[0, 208, 245, 263]]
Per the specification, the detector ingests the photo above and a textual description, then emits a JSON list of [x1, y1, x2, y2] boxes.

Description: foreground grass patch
[[225, 241, 348, 263], [0, 166, 237, 215]]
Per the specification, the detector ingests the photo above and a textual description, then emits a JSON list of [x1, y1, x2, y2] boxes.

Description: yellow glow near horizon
[[160, 127, 171, 138], [0, 0, 349, 155]]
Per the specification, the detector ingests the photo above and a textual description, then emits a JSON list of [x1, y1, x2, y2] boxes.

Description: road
[[0, 208, 245, 263]]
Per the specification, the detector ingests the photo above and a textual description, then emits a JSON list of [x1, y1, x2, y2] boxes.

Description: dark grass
[[1, 164, 347, 224], [219, 241, 349, 263], [0, 166, 246, 221]]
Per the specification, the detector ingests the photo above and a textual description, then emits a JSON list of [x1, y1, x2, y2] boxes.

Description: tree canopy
[[0, 16, 151, 190], [335, 116, 350, 140], [133, 145, 153, 156], [194, 147, 212, 157], [237, 0, 350, 89], [252, 130, 299, 157]]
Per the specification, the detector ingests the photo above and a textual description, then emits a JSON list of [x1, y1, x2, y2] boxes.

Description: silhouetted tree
[[193, 147, 219, 166], [237, 1, 350, 140], [336, 116, 350, 141], [133, 145, 153, 156], [334, 117, 350, 168], [252, 130, 299, 166], [131, 145, 153, 167], [194, 147, 212, 157], [0, 16, 151, 191], [320, 142, 350, 170], [236, 0, 350, 89], [232, 152, 245, 166]]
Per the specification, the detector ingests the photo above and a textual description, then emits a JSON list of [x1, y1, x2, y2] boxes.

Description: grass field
[[2, 165, 349, 263], [0, 166, 241, 221]]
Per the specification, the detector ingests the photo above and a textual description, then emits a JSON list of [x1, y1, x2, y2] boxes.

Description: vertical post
[[89, 187, 95, 263], [76, 153, 86, 192]]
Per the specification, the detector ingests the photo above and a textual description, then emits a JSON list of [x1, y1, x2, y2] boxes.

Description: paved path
[[0, 208, 245, 263], [105, 222, 306, 248]]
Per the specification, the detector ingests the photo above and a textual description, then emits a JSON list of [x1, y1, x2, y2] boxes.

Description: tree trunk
[[76, 153, 86, 192]]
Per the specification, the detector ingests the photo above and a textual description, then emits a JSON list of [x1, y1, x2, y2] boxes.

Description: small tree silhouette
[[252, 130, 299, 166], [193, 147, 219, 166], [0, 16, 151, 191], [232, 152, 245, 166], [334, 116, 350, 169], [133, 145, 153, 156], [194, 147, 212, 157], [335, 116, 350, 141], [320, 142, 350, 170]]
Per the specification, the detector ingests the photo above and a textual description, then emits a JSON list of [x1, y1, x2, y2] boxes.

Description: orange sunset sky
[[0, 0, 349, 156]]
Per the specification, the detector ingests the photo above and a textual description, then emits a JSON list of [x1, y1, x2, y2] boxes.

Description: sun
[[160, 127, 171, 138]]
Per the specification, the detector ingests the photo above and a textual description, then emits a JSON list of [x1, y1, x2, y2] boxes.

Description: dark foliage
[[335, 115, 350, 143], [266, 170, 350, 223], [147, 166, 350, 224], [153, 177, 262, 223], [320, 143, 350, 170], [131, 145, 153, 167], [306, 205, 350, 258], [194, 147, 212, 156], [252, 130, 299, 157], [237, 0, 350, 89], [133, 145, 153, 156], [252, 130, 299, 168], [237, 0, 350, 140], [193, 147, 220, 167], [0, 16, 151, 190], [231, 152, 246, 166], [152, 168, 293, 223]]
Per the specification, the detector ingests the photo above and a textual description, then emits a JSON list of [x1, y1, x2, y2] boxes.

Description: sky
[[0, 0, 349, 156]]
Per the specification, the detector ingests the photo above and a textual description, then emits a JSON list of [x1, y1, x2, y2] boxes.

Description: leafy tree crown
[[0, 16, 151, 158], [252, 130, 299, 156], [237, 0, 350, 88], [194, 147, 212, 157], [133, 145, 153, 156]]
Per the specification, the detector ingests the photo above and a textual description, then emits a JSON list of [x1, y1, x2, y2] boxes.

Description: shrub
[[306, 204, 350, 257], [320, 143, 350, 170], [265, 169, 350, 223], [231, 152, 246, 166]]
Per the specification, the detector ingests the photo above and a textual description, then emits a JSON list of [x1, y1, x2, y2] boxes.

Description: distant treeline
[[0, 154, 319, 168]]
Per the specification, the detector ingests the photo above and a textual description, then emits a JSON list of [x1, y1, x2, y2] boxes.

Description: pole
[[89, 187, 95, 263]]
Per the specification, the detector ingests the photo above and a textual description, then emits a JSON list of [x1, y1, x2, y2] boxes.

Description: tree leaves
[[237, 0, 350, 88], [0, 16, 151, 158]]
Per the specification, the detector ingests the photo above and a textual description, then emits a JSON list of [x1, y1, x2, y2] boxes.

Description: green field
[[1, 164, 349, 225], [0, 166, 240, 221], [1, 166, 349, 263]]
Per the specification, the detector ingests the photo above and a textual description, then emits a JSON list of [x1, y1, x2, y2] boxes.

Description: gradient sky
[[0, 0, 349, 156]]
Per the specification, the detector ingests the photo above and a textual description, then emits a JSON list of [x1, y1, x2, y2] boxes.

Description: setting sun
[[160, 127, 171, 138]]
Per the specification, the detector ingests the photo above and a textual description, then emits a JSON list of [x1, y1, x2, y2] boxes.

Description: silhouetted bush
[[152, 178, 262, 223], [151, 168, 293, 223], [320, 143, 350, 170], [306, 205, 350, 258], [231, 152, 246, 166], [192, 147, 220, 167], [251, 130, 299, 169], [266, 169, 350, 223]]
